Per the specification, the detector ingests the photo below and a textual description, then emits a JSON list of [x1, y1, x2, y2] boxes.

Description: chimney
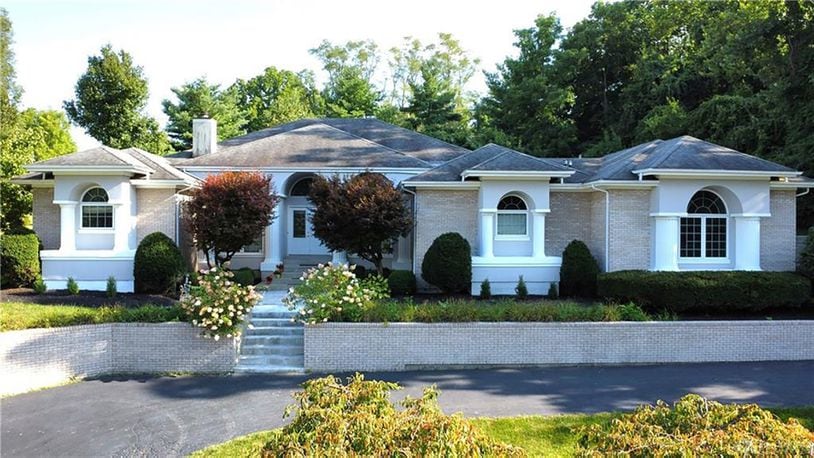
[[192, 118, 217, 156]]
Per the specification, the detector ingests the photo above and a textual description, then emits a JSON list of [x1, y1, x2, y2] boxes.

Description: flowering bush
[[180, 267, 262, 339], [283, 263, 389, 324]]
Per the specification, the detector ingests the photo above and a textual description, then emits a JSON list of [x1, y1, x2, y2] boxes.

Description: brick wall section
[[546, 192, 592, 258], [1, 323, 237, 396], [608, 189, 652, 271], [32, 187, 60, 250], [305, 321, 814, 372], [413, 189, 479, 289], [761, 190, 796, 271], [589, 192, 607, 270], [136, 188, 178, 245]]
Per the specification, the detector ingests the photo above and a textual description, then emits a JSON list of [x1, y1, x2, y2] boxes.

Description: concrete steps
[[265, 255, 331, 291], [234, 290, 305, 373]]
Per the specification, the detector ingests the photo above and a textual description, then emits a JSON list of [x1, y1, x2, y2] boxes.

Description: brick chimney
[[192, 118, 217, 156]]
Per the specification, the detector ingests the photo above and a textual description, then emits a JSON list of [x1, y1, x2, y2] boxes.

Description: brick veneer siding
[[1, 323, 238, 396], [32, 187, 60, 250], [608, 189, 652, 271], [589, 192, 607, 270], [546, 192, 593, 258], [413, 189, 479, 290], [761, 190, 796, 271], [136, 188, 178, 245], [304, 321, 814, 372]]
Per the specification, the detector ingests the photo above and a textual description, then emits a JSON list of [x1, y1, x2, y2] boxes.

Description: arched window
[[80, 187, 113, 229], [496, 194, 528, 237], [680, 190, 727, 258], [290, 177, 313, 197]]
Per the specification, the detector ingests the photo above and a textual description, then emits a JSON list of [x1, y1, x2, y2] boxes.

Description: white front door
[[287, 207, 328, 255]]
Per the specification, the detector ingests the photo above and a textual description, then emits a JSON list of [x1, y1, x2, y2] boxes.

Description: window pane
[[687, 190, 726, 214], [82, 188, 109, 202], [497, 195, 527, 210], [497, 213, 527, 235], [82, 205, 113, 228], [293, 210, 306, 238], [680, 217, 701, 257], [705, 218, 727, 258], [242, 238, 262, 253]]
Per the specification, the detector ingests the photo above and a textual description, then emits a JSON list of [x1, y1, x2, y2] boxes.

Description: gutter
[[796, 189, 810, 198], [591, 184, 610, 272]]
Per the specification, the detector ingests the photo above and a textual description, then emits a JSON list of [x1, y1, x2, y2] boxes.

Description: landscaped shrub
[[106, 276, 117, 298], [421, 232, 472, 294], [1, 302, 186, 331], [480, 279, 492, 299], [560, 240, 600, 298], [66, 277, 80, 295], [0, 230, 40, 288], [598, 270, 811, 313], [134, 232, 186, 295], [577, 394, 814, 456], [261, 374, 524, 457], [387, 270, 416, 296], [233, 267, 255, 287], [284, 263, 389, 323], [180, 267, 262, 339], [515, 275, 528, 299], [32, 276, 47, 294], [547, 282, 558, 299]]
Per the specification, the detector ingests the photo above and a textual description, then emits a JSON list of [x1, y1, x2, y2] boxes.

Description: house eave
[[403, 181, 481, 190], [461, 170, 574, 180], [28, 165, 153, 176], [631, 168, 801, 180], [129, 179, 195, 189], [178, 166, 430, 174]]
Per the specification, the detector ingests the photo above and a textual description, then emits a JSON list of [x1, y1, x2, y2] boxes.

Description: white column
[[395, 235, 410, 266], [332, 250, 348, 264], [260, 220, 281, 271], [532, 211, 546, 258], [112, 204, 130, 252], [652, 215, 679, 271], [479, 210, 495, 258], [58, 203, 77, 252], [734, 216, 761, 270]]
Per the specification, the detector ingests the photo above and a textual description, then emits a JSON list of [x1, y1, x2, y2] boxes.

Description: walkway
[[2, 361, 813, 457]]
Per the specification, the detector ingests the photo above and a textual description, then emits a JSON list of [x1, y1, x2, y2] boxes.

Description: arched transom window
[[496, 194, 528, 237], [290, 177, 314, 197], [680, 190, 727, 258], [80, 187, 113, 229]]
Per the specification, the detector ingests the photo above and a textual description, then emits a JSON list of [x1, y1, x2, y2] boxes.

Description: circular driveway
[[2, 361, 813, 457]]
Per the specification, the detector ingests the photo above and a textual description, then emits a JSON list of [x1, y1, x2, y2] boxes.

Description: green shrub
[[180, 267, 262, 339], [33, 276, 47, 294], [515, 275, 528, 299], [421, 232, 472, 294], [560, 240, 600, 297], [233, 268, 255, 287], [547, 282, 558, 299], [387, 270, 416, 296], [577, 394, 814, 456], [598, 270, 811, 313], [1, 302, 185, 331], [106, 276, 117, 298], [66, 277, 80, 295], [353, 265, 368, 279], [262, 374, 524, 457], [799, 226, 814, 279], [134, 232, 186, 295], [480, 279, 492, 300], [0, 230, 40, 288]]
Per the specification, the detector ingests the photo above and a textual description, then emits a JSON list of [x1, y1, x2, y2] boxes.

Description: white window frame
[[235, 235, 264, 256], [495, 194, 530, 240], [679, 190, 729, 262], [79, 187, 114, 232]]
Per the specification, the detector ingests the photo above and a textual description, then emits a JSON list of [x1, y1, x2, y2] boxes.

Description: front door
[[287, 207, 327, 255]]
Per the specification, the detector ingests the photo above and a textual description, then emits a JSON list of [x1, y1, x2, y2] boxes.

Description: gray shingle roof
[[30, 146, 151, 170], [180, 123, 431, 169], [636, 136, 797, 173]]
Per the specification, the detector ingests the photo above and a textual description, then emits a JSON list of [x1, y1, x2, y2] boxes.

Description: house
[[14, 118, 813, 294]]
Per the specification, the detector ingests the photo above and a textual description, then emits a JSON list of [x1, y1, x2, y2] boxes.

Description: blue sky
[[5, 0, 595, 149]]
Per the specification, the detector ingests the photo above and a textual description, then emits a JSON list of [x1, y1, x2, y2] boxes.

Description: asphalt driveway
[[2, 361, 813, 457]]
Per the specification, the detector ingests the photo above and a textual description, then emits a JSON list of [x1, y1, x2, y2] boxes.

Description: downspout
[[401, 185, 418, 275], [796, 188, 810, 198], [591, 184, 610, 272]]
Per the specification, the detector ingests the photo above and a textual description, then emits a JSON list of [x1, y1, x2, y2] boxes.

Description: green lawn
[[0, 302, 185, 331], [190, 407, 813, 457]]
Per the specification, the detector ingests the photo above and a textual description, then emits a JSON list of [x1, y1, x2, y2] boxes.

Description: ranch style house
[[13, 117, 814, 294]]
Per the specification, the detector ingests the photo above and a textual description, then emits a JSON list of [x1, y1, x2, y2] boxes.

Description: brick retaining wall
[[304, 321, 814, 372], [1, 323, 238, 396]]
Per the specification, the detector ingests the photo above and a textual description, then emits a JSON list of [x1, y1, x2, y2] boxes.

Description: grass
[[353, 298, 662, 323], [0, 302, 185, 331], [190, 407, 813, 457]]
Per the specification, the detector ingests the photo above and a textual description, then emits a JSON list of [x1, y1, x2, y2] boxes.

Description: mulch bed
[[0, 288, 177, 308]]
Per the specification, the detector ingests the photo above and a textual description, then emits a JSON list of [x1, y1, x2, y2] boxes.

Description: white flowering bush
[[283, 263, 389, 324], [180, 267, 262, 340]]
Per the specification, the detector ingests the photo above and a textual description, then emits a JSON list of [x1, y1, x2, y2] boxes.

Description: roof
[[178, 122, 432, 169], [169, 118, 469, 167], [29, 146, 152, 171]]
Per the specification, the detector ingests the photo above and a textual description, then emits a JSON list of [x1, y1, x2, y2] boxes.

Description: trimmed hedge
[[233, 268, 255, 286], [560, 240, 600, 298], [134, 232, 186, 295], [421, 232, 472, 294], [1, 230, 40, 288], [387, 270, 416, 296], [598, 270, 811, 312]]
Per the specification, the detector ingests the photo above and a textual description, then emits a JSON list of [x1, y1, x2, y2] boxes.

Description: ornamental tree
[[309, 172, 412, 274], [183, 171, 278, 267]]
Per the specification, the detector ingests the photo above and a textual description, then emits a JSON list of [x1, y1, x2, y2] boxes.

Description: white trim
[[471, 255, 562, 267], [404, 181, 481, 189], [730, 213, 771, 218], [632, 168, 801, 179], [79, 187, 115, 230], [29, 165, 152, 175], [9, 179, 55, 187], [40, 249, 136, 260], [770, 182, 814, 189], [179, 166, 429, 174], [461, 170, 574, 180]]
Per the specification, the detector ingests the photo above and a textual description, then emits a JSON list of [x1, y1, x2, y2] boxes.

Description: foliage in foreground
[[0, 230, 40, 288], [180, 267, 261, 339], [577, 394, 814, 456], [0, 302, 184, 331], [261, 374, 524, 457], [355, 299, 653, 323], [134, 232, 186, 295]]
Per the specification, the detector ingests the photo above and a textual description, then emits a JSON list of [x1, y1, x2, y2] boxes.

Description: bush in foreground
[[578, 394, 814, 456], [0, 230, 40, 288], [560, 240, 600, 298], [0, 302, 185, 331], [421, 232, 472, 294], [262, 374, 524, 457], [134, 232, 186, 295], [387, 269, 416, 296], [180, 267, 261, 339], [597, 270, 811, 312]]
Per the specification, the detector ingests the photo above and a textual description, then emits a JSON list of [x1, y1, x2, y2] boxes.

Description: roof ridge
[[468, 150, 511, 169], [642, 137, 685, 170], [100, 145, 154, 171], [326, 117, 471, 154], [127, 148, 198, 182], [312, 122, 432, 167]]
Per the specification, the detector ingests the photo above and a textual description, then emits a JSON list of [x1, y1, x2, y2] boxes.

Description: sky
[[5, 0, 595, 150]]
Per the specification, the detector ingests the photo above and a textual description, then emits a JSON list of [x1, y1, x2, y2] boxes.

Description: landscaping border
[[1, 323, 238, 396], [304, 321, 814, 372]]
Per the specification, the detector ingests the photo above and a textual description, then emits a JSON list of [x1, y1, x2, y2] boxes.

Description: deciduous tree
[[232, 67, 323, 132]]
